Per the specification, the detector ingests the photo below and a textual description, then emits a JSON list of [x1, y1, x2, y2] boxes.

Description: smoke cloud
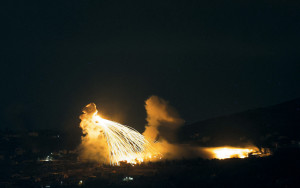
[[78, 103, 109, 163], [143, 95, 210, 159], [143, 96, 184, 143]]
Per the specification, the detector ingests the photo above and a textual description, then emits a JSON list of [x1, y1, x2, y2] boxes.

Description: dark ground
[[0, 141, 299, 188]]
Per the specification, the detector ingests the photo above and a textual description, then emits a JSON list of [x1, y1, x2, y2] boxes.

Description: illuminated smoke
[[143, 96, 184, 143], [78, 103, 110, 163], [78, 96, 267, 164], [143, 96, 264, 159], [143, 96, 202, 159], [78, 103, 160, 165]]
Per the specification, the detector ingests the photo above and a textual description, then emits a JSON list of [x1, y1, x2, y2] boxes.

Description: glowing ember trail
[[80, 103, 161, 165], [205, 147, 261, 159]]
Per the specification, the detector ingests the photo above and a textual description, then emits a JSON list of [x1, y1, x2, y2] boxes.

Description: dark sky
[[1, 0, 300, 132]]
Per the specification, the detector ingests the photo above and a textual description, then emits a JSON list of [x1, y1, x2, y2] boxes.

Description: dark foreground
[[0, 148, 299, 188]]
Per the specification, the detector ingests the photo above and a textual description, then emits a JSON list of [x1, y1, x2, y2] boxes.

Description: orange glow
[[79, 103, 161, 165], [205, 146, 261, 159]]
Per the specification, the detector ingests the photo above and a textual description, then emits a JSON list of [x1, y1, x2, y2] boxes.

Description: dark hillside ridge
[[180, 98, 300, 148]]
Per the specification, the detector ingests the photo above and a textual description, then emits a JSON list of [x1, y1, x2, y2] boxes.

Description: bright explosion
[[79, 99, 269, 165], [79, 103, 161, 165], [205, 146, 262, 159]]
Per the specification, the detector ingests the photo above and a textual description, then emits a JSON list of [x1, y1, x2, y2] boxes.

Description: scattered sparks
[[80, 103, 161, 165]]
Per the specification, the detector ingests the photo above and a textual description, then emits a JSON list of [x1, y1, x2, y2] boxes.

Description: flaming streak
[[81, 104, 160, 165]]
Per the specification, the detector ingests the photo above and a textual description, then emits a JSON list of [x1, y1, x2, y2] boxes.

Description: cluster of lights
[[122, 177, 134, 182]]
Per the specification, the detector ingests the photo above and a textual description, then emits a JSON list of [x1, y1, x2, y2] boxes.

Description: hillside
[[179, 98, 300, 148]]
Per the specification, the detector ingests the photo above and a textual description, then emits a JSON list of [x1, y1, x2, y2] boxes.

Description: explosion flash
[[79, 103, 160, 165], [205, 146, 262, 159]]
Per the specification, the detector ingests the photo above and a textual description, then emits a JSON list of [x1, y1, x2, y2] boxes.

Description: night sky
[[1, 1, 300, 132]]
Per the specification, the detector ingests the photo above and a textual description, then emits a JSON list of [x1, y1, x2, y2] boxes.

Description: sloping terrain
[[180, 98, 300, 148]]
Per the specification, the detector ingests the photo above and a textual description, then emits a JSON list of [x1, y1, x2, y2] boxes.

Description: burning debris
[[79, 103, 161, 165]]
